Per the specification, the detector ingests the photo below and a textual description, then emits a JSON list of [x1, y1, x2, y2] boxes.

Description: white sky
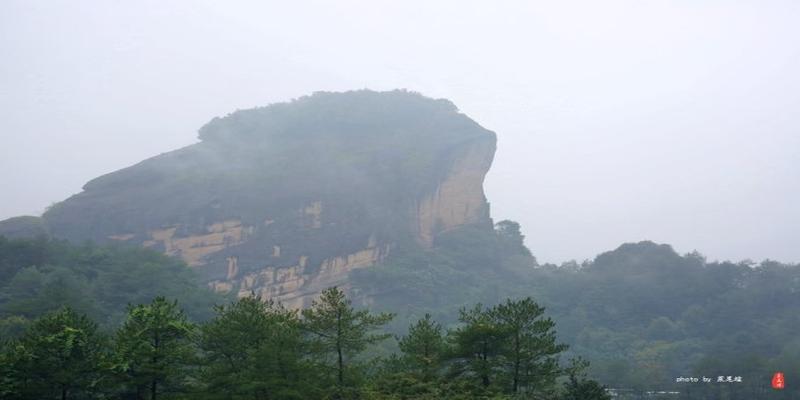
[[1, 0, 798, 263]]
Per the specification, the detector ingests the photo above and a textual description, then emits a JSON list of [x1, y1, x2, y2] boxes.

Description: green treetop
[[110, 297, 196, 400], [301, 287, 394, 397]]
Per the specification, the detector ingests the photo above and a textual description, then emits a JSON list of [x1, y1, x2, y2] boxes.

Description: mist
[[1, 0, 798, 264]]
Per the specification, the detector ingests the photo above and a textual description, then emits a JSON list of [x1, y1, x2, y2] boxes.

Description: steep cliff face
[[0, 90, 496, 307], [415, 139, 494, 247]]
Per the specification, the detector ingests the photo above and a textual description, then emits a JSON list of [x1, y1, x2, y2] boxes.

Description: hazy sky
[[1, 1, 798, 264]]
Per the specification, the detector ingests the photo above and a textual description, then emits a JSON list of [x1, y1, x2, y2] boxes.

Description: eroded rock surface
[[0, 90, 496, 307]]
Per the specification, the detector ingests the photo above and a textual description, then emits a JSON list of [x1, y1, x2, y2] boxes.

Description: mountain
[[0, 90, 497, 308], [3, 90, 799, 397]]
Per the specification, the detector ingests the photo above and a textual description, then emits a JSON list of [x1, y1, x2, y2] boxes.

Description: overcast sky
[[1, 1, 798, 264]]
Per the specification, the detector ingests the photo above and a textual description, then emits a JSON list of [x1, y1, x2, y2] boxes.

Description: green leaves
[[110, 297, 196, 399], [380, 298, 571, 398], [490, 298, 567, 393], [448, 304, 508, 389], [398, 313, 445, 380], [0, 237, 222, 333], [302, 287, 394, 392], [199, 296, 311, 400], [561, 359, 611, 400], [0, 288, 589, 399], [0, 307, 107, 399]]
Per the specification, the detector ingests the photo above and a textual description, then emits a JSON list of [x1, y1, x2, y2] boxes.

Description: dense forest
[[0, 236, 222, 337], [1, 288, 603, 399], [353, 221, 800, 399], [1, 230, 798, 399]]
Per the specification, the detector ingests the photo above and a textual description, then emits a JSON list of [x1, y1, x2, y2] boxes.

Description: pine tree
[[301, 287, 393, 397], [0, 307, 106, 400], [200, 295, 311, 399], [448, 304, 506, 389], [111, 297, 196, 400], [491, 297, 567, 394], [561, 361, 611, 400], [398, 313, 446, 381]]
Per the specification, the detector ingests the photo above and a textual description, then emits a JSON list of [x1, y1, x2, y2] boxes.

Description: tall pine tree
[[491, 297, 567, 394], [0, 307, 106, 400], [110, 297, 195, 400], [301, 287, 393, 398], [398, 313, 446, 381], [448, 304, 506, 389], [200, 296, 311, 399]]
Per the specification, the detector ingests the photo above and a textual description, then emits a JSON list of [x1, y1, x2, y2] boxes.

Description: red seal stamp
[[772, 372, 785, 390]]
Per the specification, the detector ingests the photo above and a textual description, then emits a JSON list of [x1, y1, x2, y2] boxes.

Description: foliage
[[397, 313, 445, 381], [1, 290, 583, 399], [301, 287, 394, 397], [448, 304, 508, 389], [562, 373, 611, 400], [199, 296, 311, 400], [109, 297, 196, 400], [534, 243, 800, 396], [491, 298, 567, 394], [444, 299, 568, 397], [0, 307, 106, 400], [354, 228, 800, 398], [0, 236, 222, 334], [2, 221, 800, 399]]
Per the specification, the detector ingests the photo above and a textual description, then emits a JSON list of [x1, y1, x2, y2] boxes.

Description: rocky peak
[[0, 90, 497, 307]]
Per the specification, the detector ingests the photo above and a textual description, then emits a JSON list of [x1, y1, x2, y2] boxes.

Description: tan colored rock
[[214, 242, 390, 310], [146, 219, 249, 266], [209, 280, 233, 293], [415, 140, 494, 247], [226, 256, 239, 280], [185, 139, 493, 307], [108, 233, 135, 241], [27, 92, 499, 311]]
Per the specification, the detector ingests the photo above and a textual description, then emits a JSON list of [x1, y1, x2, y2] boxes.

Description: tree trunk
[[513, 333, 520, 392], [152, 328, 160, 400], [337, 309, 344, 386], [337, 340, 344, 385], [481, 340, 490, 387]]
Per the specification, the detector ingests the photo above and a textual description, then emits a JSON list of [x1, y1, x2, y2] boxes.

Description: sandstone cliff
[[0, 90, 496, 307]]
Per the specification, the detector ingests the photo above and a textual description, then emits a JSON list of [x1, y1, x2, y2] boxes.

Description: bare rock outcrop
[[0, 90, 497, 307]]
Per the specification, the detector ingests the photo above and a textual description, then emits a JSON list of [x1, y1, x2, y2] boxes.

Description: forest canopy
[[1, 228, 798, 399], [0, 236, 222, 337], [0, 288, 606, 400]]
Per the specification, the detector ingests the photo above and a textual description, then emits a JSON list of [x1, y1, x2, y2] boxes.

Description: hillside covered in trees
[[1, 281, 605, 399], [352, 222, 800, 398], [0, 236, 222, 337], [1, 234, 798, 399], [0, 91, 796, 399]]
